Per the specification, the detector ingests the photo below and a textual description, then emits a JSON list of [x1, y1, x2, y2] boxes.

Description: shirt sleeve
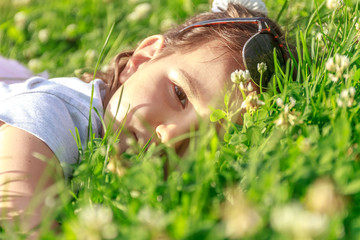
[[0, 92, 80, 178]]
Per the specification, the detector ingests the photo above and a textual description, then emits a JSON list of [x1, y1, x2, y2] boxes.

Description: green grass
[[1, 0, 360, 239]]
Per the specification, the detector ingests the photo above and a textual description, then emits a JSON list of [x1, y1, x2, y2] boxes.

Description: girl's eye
[[174, 85, 188, 109]]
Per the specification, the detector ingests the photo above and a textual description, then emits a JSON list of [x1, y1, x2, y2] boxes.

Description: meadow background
[[1, 0, 360, 239]]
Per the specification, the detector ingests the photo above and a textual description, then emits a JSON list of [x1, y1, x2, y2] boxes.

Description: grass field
[[1, 0, 360, 239]]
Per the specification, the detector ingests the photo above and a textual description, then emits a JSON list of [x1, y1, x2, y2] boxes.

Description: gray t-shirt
[[0, 77, 106, 178]]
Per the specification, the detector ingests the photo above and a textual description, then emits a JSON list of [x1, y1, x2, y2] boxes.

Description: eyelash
[[174, 84, 188, 109]]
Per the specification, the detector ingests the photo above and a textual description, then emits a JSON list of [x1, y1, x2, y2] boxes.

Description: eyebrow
[[176, 69, 200, 100]]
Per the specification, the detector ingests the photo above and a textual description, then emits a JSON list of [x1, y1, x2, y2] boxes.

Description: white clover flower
[[356, 21, 360, 40], [127, 3, 152, 22], [240, 92, 264, 115], [65, 24, 77, 39], [28, 59, 43, 73], [239, 82, 245, 90], [125, 136, 137, 148], [72, 205, 118, 240], [45, 195, 56, 208], [101, 64, 109, 72], [276, 98, 284, 108], [274, 109, 298, 127], [315, 32, 323, 41], [230, 69, 251, 84], [349, 86, 356, 97], [274, 116, 284, 126], [271, 202, 328, 239], [138, 206, 167, 230], [124, 136, 141, 154], [337, 87, 356, 107], [130, 190, 140, 198], [212, 0, 268, 15], [340, 89, 349, 99], [289, 97, 296, 108], [328, 73, 339, 82], [38, 29, 49, 43], [315, 32, 326, 49], [334, 53, 350, 71], [299, 137, 311, 152], [14, 11, 27, 29], [222, 188, 262, 238], [326, 54, 350, 82], [79, 205, 113, 227], [107, 156, 126, 177], [283, 104, 289, 114], [12, 0, 30, 6], [323, 27, 329, 35], [238, 82, 253, 92], [160, 18, 176, 32], [274, 97, 299, 128], [336, 97, 344, 107], [325, 58, 336, 72], [257, 62, 267, 74], [85, 49, 97, 67], [305, 178, 345, 215], [326, 0, 343, 10]]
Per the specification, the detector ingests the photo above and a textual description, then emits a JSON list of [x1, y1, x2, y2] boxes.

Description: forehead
[[176, 40, 239, 74]]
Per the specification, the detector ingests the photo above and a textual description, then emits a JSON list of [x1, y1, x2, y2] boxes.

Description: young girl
[[0, 1, 292, 232]]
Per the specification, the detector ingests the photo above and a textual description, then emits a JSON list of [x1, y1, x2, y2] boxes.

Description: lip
[[132, 131, 138, 142], [127, 126, 153, 148]]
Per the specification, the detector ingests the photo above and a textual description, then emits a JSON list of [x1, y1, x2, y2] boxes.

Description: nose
[[155, 123, 183, 143], [153, 111, 198, 152], [155, 123, 191, 155]]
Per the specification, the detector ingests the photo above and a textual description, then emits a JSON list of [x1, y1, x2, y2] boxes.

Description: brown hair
[[87, 4, 294, 107]]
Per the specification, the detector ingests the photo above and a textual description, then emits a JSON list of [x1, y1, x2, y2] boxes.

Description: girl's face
[[104, 35, 237, 153]]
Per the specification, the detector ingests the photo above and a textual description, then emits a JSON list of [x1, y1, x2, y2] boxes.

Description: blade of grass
[[87, 22, 115, 151]]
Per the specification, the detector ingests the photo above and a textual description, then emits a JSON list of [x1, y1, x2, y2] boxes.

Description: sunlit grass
[[1, 0, 360, 239]]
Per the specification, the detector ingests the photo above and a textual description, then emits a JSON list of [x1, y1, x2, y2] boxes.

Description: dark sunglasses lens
[[243, 33, 284, 87]]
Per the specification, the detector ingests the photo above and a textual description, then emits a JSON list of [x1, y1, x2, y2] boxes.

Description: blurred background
[[0, 0, 311, 78], [2, 1, 360, 239]]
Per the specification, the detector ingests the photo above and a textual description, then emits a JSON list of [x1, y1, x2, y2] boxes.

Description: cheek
[[118, 80, 171, 122], [123, 78, 168, 107]]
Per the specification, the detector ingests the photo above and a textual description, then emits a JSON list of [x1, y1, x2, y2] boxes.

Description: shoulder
[[0, 77, 106, 164], [0, 121, 62, 194], [0, 91, 80, 177], [0, 121, 63, 229], [0, 77, 106, 177], [0, 121, 60, 171], [1, 76, 106, 106], [0, 76, 106, 130]]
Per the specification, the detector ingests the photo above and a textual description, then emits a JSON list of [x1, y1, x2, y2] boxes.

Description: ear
[[120, 35, 165, 83]]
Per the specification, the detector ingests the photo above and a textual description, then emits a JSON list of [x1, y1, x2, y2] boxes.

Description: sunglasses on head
[[180, 17, 287, 88]]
